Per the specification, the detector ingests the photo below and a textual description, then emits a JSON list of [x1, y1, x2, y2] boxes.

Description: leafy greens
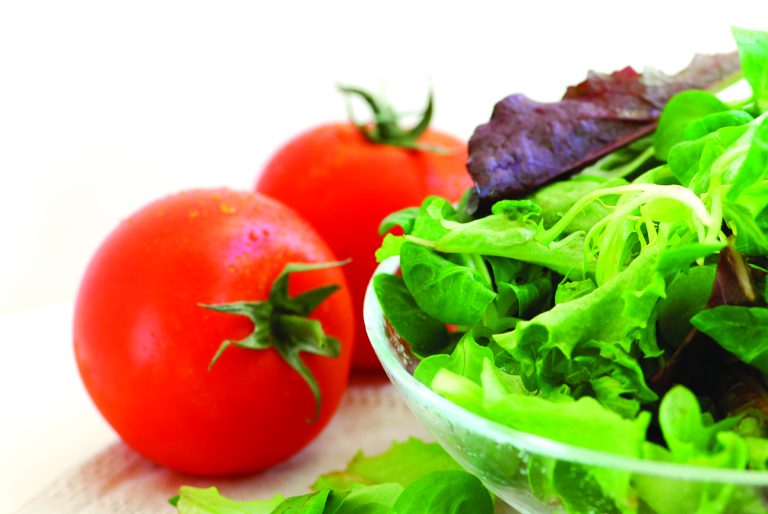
[[374, 27, 768, 514]]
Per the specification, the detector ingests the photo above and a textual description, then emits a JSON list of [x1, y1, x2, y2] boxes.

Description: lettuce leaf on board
[[467, 52, 740, 204], [172, 439, 490, 514], [171, 488, 285, 514], [312, 438, 463, 491]]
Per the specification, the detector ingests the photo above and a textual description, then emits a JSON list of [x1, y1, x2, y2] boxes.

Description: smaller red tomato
[[74, 189, 353, 476], [257, 87, 472, 371]]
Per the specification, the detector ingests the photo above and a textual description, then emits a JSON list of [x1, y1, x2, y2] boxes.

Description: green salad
[[373, 27, 768, 514]]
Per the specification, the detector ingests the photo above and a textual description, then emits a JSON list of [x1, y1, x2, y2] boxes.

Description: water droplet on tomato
[[219, 203, 237, 215]]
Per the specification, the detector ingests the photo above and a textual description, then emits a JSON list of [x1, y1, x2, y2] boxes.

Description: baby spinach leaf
[[372, 274, 450, 357], [657, 265, 716, 346], [683, 109, 754, 140], [667, 124, 749, 191], [733, 27, 768, 112], [378, 207, 419, 236], [391, 471, 494, 514], [728, 115, 768, 201], [724, 203, 768, 255], [324, 484, 402, 514], [691, 306, 768, 374], [400, 243, 496, 325], [654, 90, 728, 160]]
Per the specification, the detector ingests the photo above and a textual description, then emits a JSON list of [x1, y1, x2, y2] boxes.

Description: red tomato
[[257, 109, 470, 371], [74, 189, 354, 476]]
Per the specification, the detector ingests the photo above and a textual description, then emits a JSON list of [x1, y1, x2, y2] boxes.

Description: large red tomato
[[256, 88, 471, 371], [74, 189, 354, 476]]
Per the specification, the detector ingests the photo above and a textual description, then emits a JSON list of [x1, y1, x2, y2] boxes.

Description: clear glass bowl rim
[[364, 257, 768, 485]]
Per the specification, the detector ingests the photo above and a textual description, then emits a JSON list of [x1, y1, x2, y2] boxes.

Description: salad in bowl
[[368, 27, 768, 514]]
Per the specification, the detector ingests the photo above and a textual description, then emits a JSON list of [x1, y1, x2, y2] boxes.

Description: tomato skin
[[256, 123, 471, 371], [73, 189, 353, 476]]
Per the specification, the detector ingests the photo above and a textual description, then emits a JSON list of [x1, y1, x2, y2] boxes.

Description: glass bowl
[[363, 257, 768, 514]]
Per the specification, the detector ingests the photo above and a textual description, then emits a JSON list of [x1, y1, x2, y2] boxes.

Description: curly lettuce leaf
[[495, 245, 665, 376], [417, 337, 650, 457], [417, 337, 649, 512]]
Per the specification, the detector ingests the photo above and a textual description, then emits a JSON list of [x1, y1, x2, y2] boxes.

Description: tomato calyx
[[338, 85, 447, 153], [201, 260, 350, 423]]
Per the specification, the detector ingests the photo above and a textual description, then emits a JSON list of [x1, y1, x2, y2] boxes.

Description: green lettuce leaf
[[313, 438, 462, 491], [171, 487, 285, 514], [390, 470, 494, 514], [733, 26, 768, 112], [654, 90, 728, 160], [634, 386, 750, 514], [691, 306, 768, 374], [493, 247, 664, 405], [372, 274, 450, 357], [657, 265, 716, 346], [529, 176, 625, 234], [173, 439, 477, 514], [418, 338, 650, 457], [400, 242, 496, 326]]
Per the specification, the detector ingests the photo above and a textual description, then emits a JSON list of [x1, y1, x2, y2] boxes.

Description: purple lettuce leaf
[[467, 52, 741, 203]]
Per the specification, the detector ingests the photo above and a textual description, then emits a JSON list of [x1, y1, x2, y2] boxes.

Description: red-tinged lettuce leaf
[[467, 52, 741, 203]]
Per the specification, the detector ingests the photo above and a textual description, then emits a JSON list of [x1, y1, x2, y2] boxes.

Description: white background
[[1, 1, 767, 511]]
